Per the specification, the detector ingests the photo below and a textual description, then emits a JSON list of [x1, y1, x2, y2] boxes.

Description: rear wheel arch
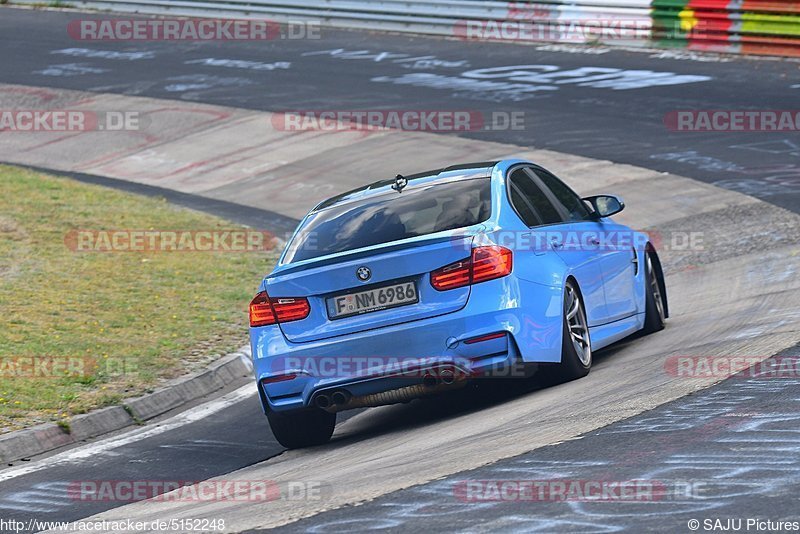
[[541, 276, 591, 383], [563, 273, 588, 317], [644, 243, 668, 318], [564, 275, 590, 350], [565, 274, 582, 299]]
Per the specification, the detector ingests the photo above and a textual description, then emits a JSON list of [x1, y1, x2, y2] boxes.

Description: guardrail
[[11, 0, 800, 57]]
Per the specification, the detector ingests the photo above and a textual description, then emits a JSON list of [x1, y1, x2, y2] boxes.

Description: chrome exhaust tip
[[315, 393, 331, 409], [422, 373, 439, 388], [331, 390, 350, 406], [440, 369, 456, 385]]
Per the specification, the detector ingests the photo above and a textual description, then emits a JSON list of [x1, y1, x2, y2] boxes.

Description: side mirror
[[583, 195, 625, 218]]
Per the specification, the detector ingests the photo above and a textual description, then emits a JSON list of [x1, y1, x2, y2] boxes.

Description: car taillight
[[261, 373, 298, 385], [430, 246, 513, 291], [472, 246, 513, 284], [249, 291, 275, 326], [430, 259, 472, 291], [272, 297, 311, 322], [464, 332, 507, 345], [249, 291, 310, 327]]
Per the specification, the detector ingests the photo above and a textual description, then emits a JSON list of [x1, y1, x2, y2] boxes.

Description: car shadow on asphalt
[[327, 337, 638, 447]]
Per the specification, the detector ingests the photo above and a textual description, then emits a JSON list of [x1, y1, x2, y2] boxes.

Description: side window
[[507, 168, 562, 226], [531, 168, 590, 221], [508, 169, 540, 227]]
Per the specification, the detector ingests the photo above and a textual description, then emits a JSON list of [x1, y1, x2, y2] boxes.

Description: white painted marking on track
[[0, 385, 255, 483], [52, 48, 155, 61], [33, 63, 109, 77], [0, 482, 73, 512]]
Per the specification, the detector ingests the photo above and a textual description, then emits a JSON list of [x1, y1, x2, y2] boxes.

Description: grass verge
[[0, 165, 278, 432]]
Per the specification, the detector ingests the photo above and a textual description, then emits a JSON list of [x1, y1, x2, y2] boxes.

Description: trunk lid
[[266, 233, 473, 343]]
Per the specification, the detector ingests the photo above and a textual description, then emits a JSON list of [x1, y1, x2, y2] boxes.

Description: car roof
[[311, 161, 499, 213]]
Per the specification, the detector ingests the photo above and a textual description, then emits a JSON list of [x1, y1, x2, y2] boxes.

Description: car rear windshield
[[283, 178, 492, 264]]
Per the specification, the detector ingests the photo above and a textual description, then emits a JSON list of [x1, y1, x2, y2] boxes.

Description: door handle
[[551, 239, 564, 249]]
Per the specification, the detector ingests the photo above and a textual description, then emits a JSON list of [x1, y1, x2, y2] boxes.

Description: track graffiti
[[282, 373, 800, 533], [650, 151, 800, 196], [371, 65, 711, 102]]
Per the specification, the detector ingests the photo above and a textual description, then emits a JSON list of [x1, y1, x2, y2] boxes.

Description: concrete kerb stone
[[0, 347, 253, 463]]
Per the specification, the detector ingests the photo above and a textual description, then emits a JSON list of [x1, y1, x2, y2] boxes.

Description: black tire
[[641, 250, 666, 335], [267, 408, 336, 449], [543, 280, 592, 384]]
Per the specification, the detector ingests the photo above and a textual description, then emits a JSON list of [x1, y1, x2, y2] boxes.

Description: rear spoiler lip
[[267, 231, 481, 280]]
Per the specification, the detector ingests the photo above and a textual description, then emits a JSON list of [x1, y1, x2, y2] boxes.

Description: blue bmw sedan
[[249, 160, 668, 448]]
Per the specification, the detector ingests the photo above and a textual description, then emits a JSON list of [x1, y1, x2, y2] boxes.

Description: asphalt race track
[[266, 346, 800, 533], [2, 9, 800, 214], [1, 6, 800, 534], [0, 386, 278, 527]]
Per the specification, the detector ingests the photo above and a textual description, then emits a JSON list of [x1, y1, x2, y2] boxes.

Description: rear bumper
[[250, 276, 563, 413]]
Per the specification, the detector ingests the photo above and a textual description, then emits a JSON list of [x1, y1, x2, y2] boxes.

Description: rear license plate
[[327, 281, 418, 320]]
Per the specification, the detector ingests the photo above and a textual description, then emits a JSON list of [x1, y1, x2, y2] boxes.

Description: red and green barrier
[[652, 0, 800, 56]]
